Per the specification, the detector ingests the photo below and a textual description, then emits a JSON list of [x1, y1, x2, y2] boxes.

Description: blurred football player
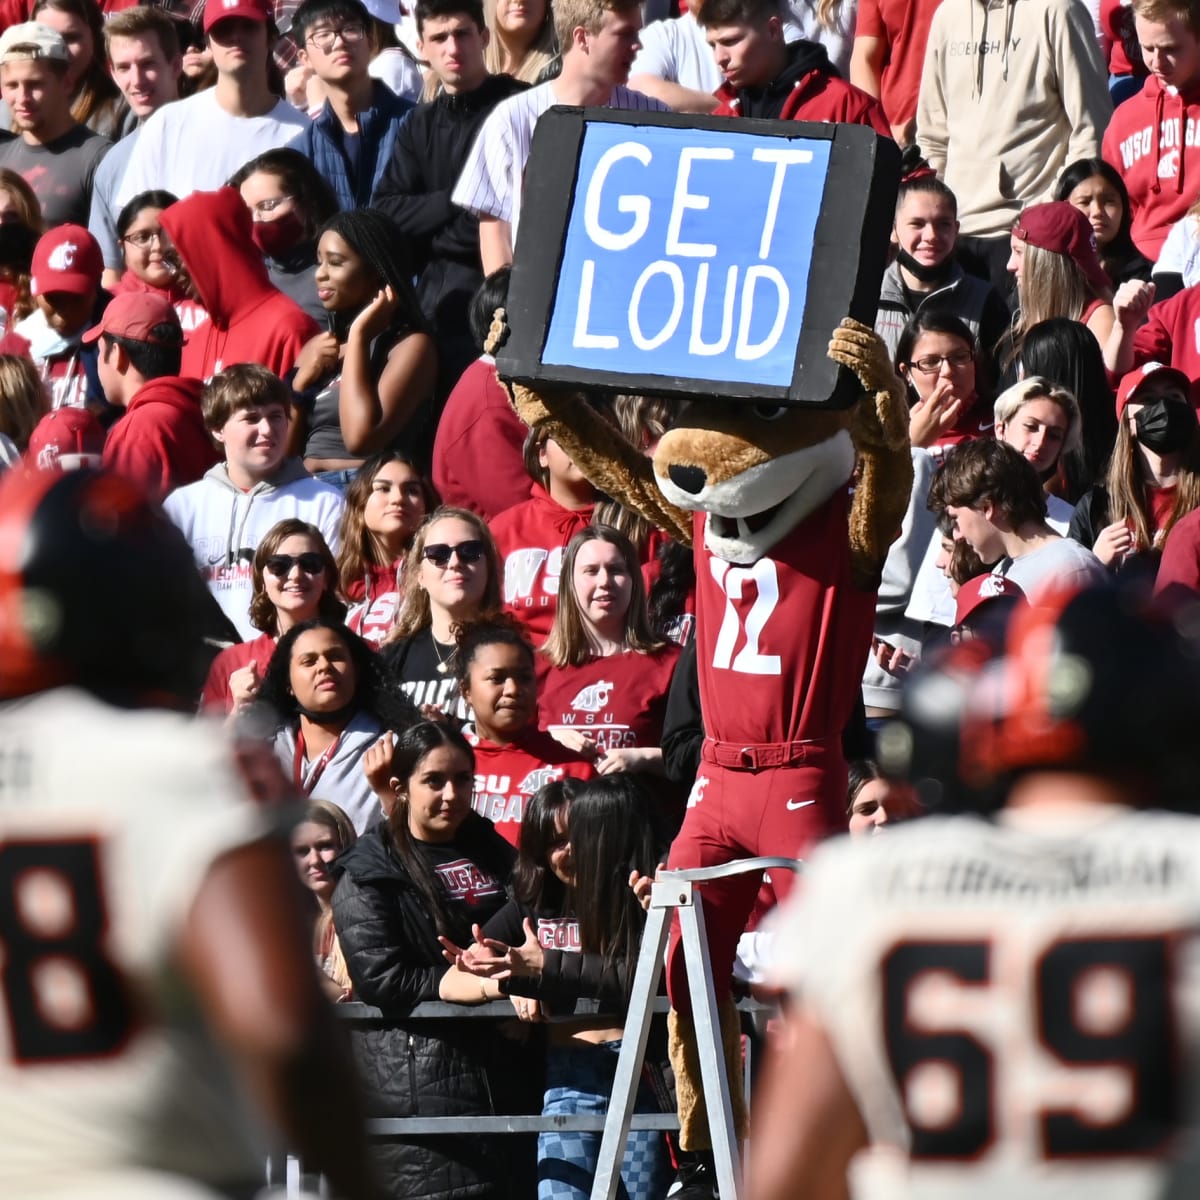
[[0, 466, 378, 1199], [748, 584, 1200, 1200]]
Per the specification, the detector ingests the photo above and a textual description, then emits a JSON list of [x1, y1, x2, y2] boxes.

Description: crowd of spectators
[[7, 0, 1200, 1192]]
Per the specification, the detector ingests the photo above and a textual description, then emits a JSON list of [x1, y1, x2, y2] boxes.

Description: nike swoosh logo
[[978, 420, 995, 431], [786, 799, 816, 811]]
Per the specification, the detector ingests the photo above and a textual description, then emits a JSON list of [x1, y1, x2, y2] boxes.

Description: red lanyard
[[294, 727, 341, 796]]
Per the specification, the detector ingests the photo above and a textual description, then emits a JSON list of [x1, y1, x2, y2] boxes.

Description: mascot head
[[653, 399, 856, 564]]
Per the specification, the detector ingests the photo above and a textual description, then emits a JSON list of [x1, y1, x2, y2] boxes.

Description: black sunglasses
[[265, 552, 325, 576], [421, 540, 485, 567]]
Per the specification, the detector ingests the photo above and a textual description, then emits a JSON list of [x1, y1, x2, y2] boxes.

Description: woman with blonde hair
[[380, 505, 503, 718], [484, 0, 557, 83], [200, 520, 346, 714], [540, 525, 680, 779], [292, 799, 358, 1000], [336, 449, 436, 646], [0, 354, 47, 465], [32, 0, 127, 137], [1001, 202, 1115, 376]]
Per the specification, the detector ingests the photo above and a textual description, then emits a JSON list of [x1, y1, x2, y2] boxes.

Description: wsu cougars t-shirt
[[463, 724, 594, 845], [538, 647, 681, 753]]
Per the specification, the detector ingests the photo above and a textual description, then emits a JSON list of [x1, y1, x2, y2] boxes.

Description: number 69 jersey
[[0, 688, 276, 1197], [772, 807, 1200, 1199]]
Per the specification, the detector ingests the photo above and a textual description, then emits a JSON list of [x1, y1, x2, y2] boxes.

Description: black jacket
[[332, 819, 533, 1200], [372, 73, 528, 375]]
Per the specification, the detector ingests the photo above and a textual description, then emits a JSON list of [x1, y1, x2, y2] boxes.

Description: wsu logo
[[518, 766, 563, 794], [570, 680, 614, 712], [47, 242, 77, 271]]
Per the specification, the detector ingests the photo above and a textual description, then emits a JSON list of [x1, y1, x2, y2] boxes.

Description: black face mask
[[895, 248, 955, 287], [1134, 398, 1198, 455]]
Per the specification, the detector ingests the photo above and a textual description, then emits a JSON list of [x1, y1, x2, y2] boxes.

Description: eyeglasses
[[911, 351, 974, 375], [250, 195, 293, 217], [122, 229, 164, 249], [306, 22, 367, 50], [421, 540, 486, 567], [265, 552, 326, 576]]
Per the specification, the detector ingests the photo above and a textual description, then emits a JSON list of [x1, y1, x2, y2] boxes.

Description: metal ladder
[[589, 856, 803, 1200]]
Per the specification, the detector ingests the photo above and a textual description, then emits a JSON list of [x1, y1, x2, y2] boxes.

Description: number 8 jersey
[[0, 688, 275, 1198], [772, 807, 1200, 1199]]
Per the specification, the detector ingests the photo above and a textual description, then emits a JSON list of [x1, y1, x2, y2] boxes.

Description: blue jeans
[[538, 1039, 670, 1200], [314, 467, 358, 493]]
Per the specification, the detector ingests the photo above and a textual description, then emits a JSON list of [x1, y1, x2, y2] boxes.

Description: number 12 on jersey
[[883, 935, 1178, 1162], [709, 558, 782, 675]]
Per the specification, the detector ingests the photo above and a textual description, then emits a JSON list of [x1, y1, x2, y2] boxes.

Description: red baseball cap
[[1115, 361, 1194, 417], [82, 291, 181, 346], [954, 573, 1027, 628], [203, 0, 271, 33], [26, 407, 106, 472], [30, 225, 103, 298], [1011, 202, 1111, 295]]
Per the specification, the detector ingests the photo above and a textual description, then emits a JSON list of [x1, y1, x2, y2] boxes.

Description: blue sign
[[540, 122, 831, 388]]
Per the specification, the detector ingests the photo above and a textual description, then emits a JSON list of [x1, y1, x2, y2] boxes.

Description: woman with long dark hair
[[443, 776, 672, 1200], [337, 449, 436, 645], [292, 208, 438, 485], [31, 0, 126, 136], [332, 719, 528, 1200], [1055, 157, 1152, 288]]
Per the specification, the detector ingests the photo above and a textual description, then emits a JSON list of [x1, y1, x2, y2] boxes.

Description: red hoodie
[[1129, 285, 1200, 402], [112, 270, 210, 344], [712, 40, 890, 134], [1103, 74, 1200, 259], [490, 483, 596, 645], [159, 188, 319, 381], [102, 375, 218, 501]]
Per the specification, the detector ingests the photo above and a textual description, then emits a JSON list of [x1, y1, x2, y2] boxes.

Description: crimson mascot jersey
[[0, 688, 275, 1198], [464, 725, 594, 845], [772, 808, 1200, 1199], [666, 490, 877, 1009]]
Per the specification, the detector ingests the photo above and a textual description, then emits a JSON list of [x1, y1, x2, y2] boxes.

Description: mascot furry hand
[[492, 314, 914, 1152]]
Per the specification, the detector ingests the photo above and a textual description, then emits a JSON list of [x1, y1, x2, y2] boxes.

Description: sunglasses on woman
[[421, 540, 486, 567], [265, 552, 325, 576]]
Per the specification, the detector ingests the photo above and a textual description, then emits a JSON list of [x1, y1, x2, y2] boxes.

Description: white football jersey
[[773, 806, 1200, 1199], [0, 688, 276, 1196]]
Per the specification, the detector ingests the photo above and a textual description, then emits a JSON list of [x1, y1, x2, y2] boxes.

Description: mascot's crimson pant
[[496, 317, 914, 1149]]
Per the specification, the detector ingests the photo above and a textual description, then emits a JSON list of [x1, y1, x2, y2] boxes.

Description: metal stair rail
[[590, 856, 803, 1200]]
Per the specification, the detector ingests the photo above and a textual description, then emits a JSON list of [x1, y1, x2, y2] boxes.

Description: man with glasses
[[293, 0, 413, 210], [164, 362, 344, 641], [292, 0, 415, 208], [89, 6, 183, 290], [116, 0, 308, 205]]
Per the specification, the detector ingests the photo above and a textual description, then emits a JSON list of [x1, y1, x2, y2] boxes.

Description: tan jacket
[[916, 0, 1112, 238]]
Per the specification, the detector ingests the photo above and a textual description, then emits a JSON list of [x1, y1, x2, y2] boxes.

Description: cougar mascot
[[494, 315, 914, 1180]]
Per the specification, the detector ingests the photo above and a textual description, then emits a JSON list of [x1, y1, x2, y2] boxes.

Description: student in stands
[[456, 617, 593, 845]]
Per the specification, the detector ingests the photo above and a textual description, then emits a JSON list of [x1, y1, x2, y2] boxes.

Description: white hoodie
[[164, 459, 344, 641]]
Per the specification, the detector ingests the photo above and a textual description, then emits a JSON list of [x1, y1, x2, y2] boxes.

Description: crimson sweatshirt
[[159, 188, 319, 381], [1129, 285, 1200, 402], [464, 724, 594, 845], [1103, 74, 1200, 259], [102, 375, 218, 502], [712, 40, 890, 133], [490, 484, 596, 645]]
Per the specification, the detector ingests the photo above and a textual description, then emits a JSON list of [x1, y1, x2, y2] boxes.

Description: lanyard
[[294, 727, 341, 795]]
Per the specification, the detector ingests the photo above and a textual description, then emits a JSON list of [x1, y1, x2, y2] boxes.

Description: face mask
[[895, 247, 955, 286], [1134, 397, 1198, 455], [251, 210, 306, 260]]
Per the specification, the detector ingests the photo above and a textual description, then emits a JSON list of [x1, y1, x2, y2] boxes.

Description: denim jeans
[[537, 1039, 670, 1200]]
